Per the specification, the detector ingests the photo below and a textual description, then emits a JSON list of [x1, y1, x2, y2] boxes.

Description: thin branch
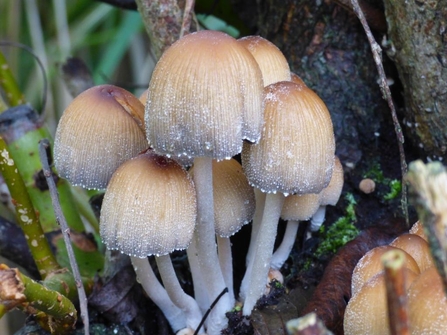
[[179, 0, 195, 39], [38, 139, 89, 335], [349, 0, 408, 225]]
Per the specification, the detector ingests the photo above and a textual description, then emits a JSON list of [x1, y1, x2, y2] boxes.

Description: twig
[[38, 139, 89, 335], [382, 249, 410, 335], [179, 0, 195, 39], [406, 160, 447, 297], [349, 0, 408, 226], [193, 287, 228, 335]]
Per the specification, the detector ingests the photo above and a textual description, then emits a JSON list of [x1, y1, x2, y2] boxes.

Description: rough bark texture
[[383, 0, 447, 160]]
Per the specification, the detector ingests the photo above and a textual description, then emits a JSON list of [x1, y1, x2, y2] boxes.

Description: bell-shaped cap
[[242, 81, 335, 195], [146, 30, 264, 160], [237, 36, 291, 86], [319, 156, 344, 206], [281, 193, 321, 221], [100, 150, 197, 257], [54, 84, 148, 190]]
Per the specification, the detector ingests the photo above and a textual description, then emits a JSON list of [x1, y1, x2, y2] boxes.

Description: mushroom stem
[[186, 238, 210, 314], [130, 256, 186, 332], [309, 206, 327, 233], [270, 220, 299, 270], [217, 235, 235, 307], [241, 192, 285, 315], [245, 188, 266, 267], [191, 156, 231, 334], [155, 255, 204, 333]]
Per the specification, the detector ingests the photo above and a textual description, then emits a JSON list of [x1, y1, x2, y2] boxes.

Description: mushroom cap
[[146, 30, 264, 160], [351, 245, 420, 296], [54, 84, 148, 190], [290, 72, 307, 87], [344, 269, 418, 335], [190, 158, 255, 237], [359, 178, 376, 194], [408, 267, 447, 335], [100, 150, 197, 257], [409, 220, 427, 241], [319, 156, 344, 206], [237, 35, 291, 86], [281, 193, 321, 221], [389, 233, 434, 272], [242, 81, 335, 195]]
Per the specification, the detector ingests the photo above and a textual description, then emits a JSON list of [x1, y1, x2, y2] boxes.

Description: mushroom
[[237, 35, 291, 86], [309, 156, 344, 233], [344, 268, 418, 335], [351, 245, 420, 296], [54, 84, 148, 190], [408, 267, 447, 334], [408, 220, 427, 241], [100, 150, 203, 333], [145, 30, 264, 333], [389, 233, 434, 272], [240, 81, 335, 314]]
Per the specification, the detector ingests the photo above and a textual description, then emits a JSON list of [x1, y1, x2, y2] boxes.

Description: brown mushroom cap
[[344, 269, 418, 335], [409, 220, 427, 241], [281, 193, 321, 221], [146, 30, 264, 160], [237, 35, 291, 86], [389, 233, 434, 272], [319, 156, 344, 206], [290, 72, 307, 87], [242, 81, 335, 195], [100, 150, 197, 257], [351, 245, 420, 296], [54, 84, 148, 190], [408, 267, 447, 335]]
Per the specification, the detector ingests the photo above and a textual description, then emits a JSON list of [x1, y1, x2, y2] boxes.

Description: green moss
[[383, 179, 402, 200]]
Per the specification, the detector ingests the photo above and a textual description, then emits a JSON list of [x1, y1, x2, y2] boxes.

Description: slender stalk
[[192, 156, 231, 334], [38, 139, 89, 335], [187, 238, 210, 313], [270, 220, 299, 270], [242, 192, 285, 316], [0, 51, 25, 107], [350, 0, 408, 225], [130, 256, 186, 332], [217, 236, 235, 307], [382, 249, 410, 335], [0, 265, 77, 333], [156, 255, 204, 333], [245, 188, 266, 267], [0, 136, 59, 277]]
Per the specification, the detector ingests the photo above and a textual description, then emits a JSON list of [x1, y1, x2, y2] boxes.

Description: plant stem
[[0, 136, 59, 278], [0, 51, 25, 107], [0, 264, 77, 333], [39, 139, 89, 335]]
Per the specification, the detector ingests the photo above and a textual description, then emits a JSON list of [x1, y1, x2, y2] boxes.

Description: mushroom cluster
[[344, 220, 446, 335], [54, 30, 339, 334]]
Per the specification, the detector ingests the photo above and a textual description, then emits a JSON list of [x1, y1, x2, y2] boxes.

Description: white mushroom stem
[[155, 255, 204, 333], [217, 235, 235, 307], [241, 192, 285, 316], [186, 238, 210, 314], [245, 188, 266, 267], [270, 220, 300, 270], [191, 156, 231, 334], [130, 256, 186, 332], [309, 205, 327, 233]]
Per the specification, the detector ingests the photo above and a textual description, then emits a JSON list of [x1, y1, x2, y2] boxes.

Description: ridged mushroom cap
[[290, 72, 307, 86], [54, 84, 148, 190], [189, 158, 255, 237], [100, 150, 197, 257], [146, 30, 264, 160], [408, 267, 447, 335], [389, 233, 434, 272], [281, 193, 321, 221], [319, 156, 344, 206], [344, 269, 418, 335], [242, 81, 335, 195], [351, 245, 420, 296], [237, 35, 291, 86]]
